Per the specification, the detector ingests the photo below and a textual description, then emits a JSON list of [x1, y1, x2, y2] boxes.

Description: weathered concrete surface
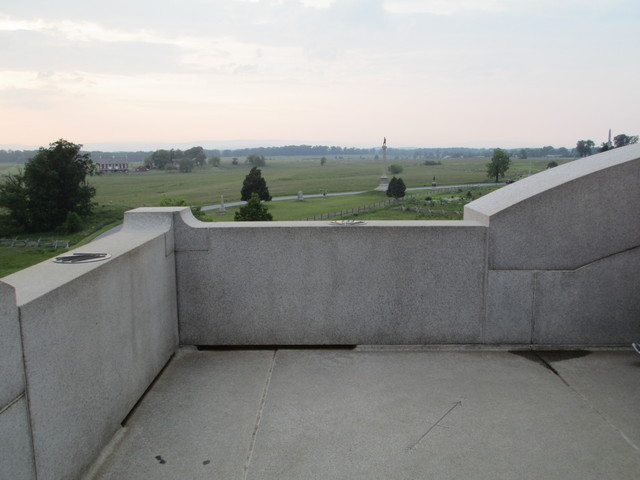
[[3, 228, 179, 480], [465, 143, 640, 271], [91, 349, 640, 480], [0, 282, 35, 480], [485, 247, 640, 345], [176, 221, 488, 345], [538, 350, 640, 450], [484, 270, 534, 344], [89, 349, 274, 480], [0, 396, 36, 480], [0, 281, 25, 410], [533, 247, 640, 345]]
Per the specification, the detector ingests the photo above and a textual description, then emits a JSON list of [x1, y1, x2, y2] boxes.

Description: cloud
[[383, 0, 511, 14], [299, 0, 337, 7], [0, 0, 638, 148], [382, 0, 631, 15]]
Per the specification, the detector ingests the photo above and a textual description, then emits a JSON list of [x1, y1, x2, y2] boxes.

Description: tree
[[246, 154, 266, 167], [547, 161, 559, 169], [540, 146, 555, 157], [0, 139, 97, 231], [486, 148, 511, 183], [575, 140, 594, 157], [179, 158, 194, 173], [209, 155, 221, 167], [388, 164, 403, 174], [145, 149, 172, 169], [320, 157, 326, 166], [234, 192, 273, 221], [0, 173, 29, 227], [518, 149, 528, 160], [613, 134, 639, 148], [240, 167, 272, 201], [184, 146, 206, 167], [386, 177, 396, 197], [386, 176, 406, 199]]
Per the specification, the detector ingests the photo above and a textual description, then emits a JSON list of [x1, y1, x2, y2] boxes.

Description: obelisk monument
[[375, 137, 389, 191]]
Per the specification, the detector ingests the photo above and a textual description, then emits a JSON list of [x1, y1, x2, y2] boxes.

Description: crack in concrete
[[406, 400, 463, 451], [515, 350, 640, 455], [243, 349, 277, 480]]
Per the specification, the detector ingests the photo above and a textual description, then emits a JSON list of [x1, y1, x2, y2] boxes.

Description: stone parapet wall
[[0, 282, 36, 480], [1, 216, 179, 480], [467, 143, 640, 345], [465, 144, 640, 271], [174, 220, 488, 345]]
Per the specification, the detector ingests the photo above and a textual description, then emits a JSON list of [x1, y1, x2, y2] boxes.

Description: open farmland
[[92, 155, 563, 209]]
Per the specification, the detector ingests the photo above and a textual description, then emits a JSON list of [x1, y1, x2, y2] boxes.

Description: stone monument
[[375, 137, 389, 191]]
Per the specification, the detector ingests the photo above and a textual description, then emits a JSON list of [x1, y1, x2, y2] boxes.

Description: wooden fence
[[302, 191, 463, 221], [0, 238, 69, 249]]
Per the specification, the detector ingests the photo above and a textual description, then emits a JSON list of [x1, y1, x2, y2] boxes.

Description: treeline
[[209, 145, 374, 158], [208, 145, 575, 159], [0, 143, 590, 165], [0, 150, 36, 163], [0, 149, 150, 164]]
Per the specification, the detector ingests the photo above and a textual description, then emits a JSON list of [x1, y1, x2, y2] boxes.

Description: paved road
[[93, 183, 503, 241], [202, 183, 502, 211], [201, 190, 366, 211]]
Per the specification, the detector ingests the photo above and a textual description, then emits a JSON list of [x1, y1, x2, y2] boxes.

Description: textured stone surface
[[533, 247, 640, 345], [0, 282, 24, 408], [538, 350, 640, 449], [0, 396, 36, 480], [465, 144, 640, 270], [4, 232, 179, 480], [176, 222, 488, 345], [93, 349, 640, 480], [92, 349, 273, 480], [484, 270, 534, 344]]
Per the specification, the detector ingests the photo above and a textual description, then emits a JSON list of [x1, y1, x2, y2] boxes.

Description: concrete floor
[[89, 347, 640, 480]]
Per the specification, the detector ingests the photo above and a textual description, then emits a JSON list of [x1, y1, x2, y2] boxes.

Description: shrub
[[235, 193, 273, 221], [63, 211, 83, 233], [160, 196, 206, 220]]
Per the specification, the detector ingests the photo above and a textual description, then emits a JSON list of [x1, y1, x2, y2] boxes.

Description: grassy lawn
[[92, 156, 558, 209], [3, 155, 570, 212], [203, 186, 499, 222]]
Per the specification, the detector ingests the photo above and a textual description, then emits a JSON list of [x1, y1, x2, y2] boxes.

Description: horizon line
[[0, 140, 574, 153]]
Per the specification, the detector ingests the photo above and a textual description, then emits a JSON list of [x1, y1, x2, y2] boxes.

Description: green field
[[91, 155, 562, 210], [204, 186, 500, 222]]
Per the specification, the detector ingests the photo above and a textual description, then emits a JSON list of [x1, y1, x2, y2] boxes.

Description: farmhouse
[[96, 155, 129, 172]]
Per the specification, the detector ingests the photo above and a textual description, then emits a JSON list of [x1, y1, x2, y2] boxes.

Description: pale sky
[[1, 0, 638, 151]]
